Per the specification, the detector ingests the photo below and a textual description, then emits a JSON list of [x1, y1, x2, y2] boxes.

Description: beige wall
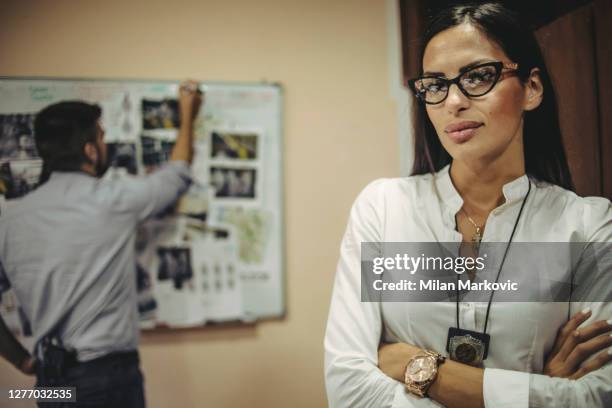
[[0, 1, 399, 406]]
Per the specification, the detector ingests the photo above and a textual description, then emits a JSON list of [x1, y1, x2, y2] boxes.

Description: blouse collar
[[434, 164, 531, 213]]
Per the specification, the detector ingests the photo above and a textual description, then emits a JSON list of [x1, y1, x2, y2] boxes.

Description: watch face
[[407, 356, 436, 382]]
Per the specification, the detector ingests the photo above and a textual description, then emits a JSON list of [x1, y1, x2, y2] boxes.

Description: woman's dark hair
[[34, 101, 101, 182], [411, 1, 574, 191]]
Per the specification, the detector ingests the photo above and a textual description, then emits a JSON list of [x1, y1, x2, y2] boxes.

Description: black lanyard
[[454, 179, 531, 334]]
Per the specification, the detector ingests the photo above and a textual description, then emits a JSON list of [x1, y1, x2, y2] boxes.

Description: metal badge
[[447, 327, 490, 367]]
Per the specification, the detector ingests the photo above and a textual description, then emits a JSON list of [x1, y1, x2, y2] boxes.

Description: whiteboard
[[0, 77, 285, 332]]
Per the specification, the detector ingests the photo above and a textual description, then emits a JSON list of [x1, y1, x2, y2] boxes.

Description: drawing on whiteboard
[[120, 93, 135, 135], [98, 91, 141, 143]]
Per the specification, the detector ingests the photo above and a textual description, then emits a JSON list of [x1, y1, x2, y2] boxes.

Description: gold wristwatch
[[404, 350, 446, 397]]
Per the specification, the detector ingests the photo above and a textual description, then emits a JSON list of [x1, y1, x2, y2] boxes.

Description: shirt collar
[[434, 164, 531, 212]]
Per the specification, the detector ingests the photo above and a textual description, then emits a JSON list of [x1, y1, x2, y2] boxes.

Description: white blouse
[[324, 164, 612, 407]]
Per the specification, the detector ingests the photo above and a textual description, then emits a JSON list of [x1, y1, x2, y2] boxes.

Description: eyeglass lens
[[414, 64, 500, 104]]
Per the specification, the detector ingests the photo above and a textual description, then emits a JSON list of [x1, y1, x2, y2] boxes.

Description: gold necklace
[[461, 207, 483, 246]]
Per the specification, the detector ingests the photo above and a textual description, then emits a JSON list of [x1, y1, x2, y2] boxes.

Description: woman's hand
[[544, 308, 612, 379], [378, 342, 422, 382]]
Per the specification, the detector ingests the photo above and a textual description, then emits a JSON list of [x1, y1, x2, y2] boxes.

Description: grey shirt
[[0, 161, 191, 361]]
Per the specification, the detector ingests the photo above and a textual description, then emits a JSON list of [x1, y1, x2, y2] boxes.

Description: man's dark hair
[[411, 1, 574, 191], [34, 101, 102, 182]]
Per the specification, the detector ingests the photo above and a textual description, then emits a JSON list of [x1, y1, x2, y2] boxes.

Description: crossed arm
[[377, 309, 612, 408]]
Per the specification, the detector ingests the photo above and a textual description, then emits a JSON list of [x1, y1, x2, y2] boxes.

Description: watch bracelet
[[404, 350, 446, 397]]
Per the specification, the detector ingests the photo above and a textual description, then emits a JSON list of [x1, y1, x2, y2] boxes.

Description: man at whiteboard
[[0, 80, 202, 407]]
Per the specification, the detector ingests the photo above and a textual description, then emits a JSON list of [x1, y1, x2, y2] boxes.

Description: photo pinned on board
[[210, 166, 256, 199], [142, 99, 179, 130], [0, 113, 38, 160], [141, 135, 174, 174], [156, 247, 194, 290], [211, 131, 258, 160], [0, 160, 42, 199]]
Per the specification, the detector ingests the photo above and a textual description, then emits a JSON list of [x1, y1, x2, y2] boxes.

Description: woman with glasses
[[324, 2, 611, 407]]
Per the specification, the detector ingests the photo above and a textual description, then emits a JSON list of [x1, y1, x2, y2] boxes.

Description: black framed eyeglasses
[[407, 61, 519, 105]]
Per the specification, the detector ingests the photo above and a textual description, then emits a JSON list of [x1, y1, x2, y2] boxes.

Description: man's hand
[[544, 308, 612, 379], [179, 80, 203, 122], [18, 356, 36, 376], [0, 316, 36, 376], [171, 80, 203, 163]]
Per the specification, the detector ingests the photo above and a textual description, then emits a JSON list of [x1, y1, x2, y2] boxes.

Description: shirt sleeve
[[483, 197, 612, 408], [324, 179, 442, 408], [483, 302, 612, 408], [107, 160, 192, 221]]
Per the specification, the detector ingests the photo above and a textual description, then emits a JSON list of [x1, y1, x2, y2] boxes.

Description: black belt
[[74, 350, 139, 370], [39, 343, 139, 383]]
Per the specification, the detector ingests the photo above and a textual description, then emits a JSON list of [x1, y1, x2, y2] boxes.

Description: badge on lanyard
[[446, 327, 490, 366]]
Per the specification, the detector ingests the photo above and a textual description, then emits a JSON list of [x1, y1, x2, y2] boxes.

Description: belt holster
[[39, 337, 77, 384]]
